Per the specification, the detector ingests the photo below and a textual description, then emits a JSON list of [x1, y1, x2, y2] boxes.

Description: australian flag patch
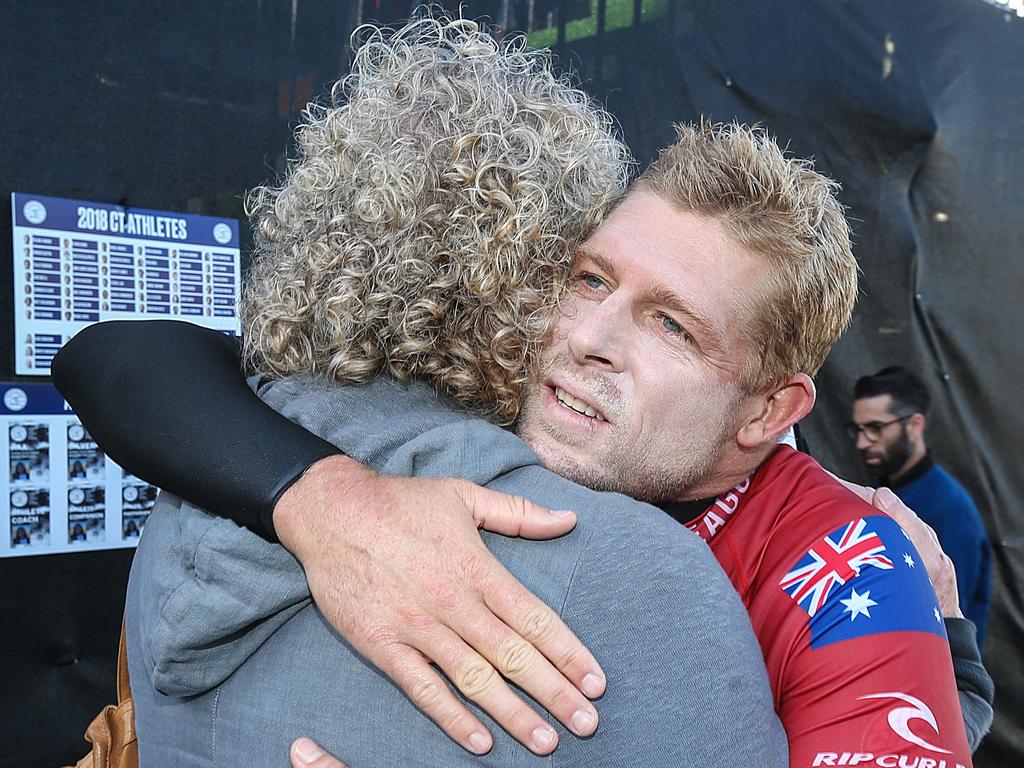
[[779, 515, 947, 649]]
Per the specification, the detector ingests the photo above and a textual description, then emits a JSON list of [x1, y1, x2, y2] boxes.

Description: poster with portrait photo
[[10, 488, 50, 547], [67, 422, 104, 482], [121, 473, 158, 539], [67, 485, 105, 544], [9, 422, 49, 485]]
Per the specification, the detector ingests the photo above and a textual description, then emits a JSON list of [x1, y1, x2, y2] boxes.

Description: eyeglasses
[[845, 414, 913, 442]]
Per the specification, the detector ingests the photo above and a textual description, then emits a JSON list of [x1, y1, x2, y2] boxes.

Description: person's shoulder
[[493, 465, 728, 595], [743, 448, 926, 600], [257, 374, 458, 427], [563, 498, 752, 625], [495, 465, 715, 561], [546, 485, 786, 766], [570, 487, 737, 605], [757, 445, 877, 533], [755, 462, 947, 649], [930, 463, 981, 510], [590, 494, 717, 557], [757, 444, 837, 490], [256, 375, 541, 478]]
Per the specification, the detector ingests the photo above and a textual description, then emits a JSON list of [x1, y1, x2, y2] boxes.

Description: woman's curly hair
[[242, 16, 631, 424]]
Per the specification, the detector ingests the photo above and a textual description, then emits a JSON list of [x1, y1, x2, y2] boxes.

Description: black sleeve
[[50, 320, 341, 541], [944, 617, 994, 752]]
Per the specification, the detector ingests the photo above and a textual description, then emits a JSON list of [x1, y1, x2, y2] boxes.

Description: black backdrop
[[1, 1, 1020, 766]]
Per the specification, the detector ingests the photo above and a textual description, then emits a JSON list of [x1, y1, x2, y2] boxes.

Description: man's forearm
[[51, 320, 340, 539]]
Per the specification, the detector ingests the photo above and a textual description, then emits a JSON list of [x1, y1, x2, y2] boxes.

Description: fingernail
[[550, 509, 575, 518], [571, 708, 597, 735], [467, 731, 491, 755], [293, 738, 325, 765], [531, 726, 556, 752], [581, 672, 605, 698]]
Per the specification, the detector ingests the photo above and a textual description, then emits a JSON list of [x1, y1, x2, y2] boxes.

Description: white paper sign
[[12, 192, 241, 375], [2, 383, 159, 558]]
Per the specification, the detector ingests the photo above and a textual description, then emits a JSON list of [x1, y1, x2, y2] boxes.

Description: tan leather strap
[[115, 617, 131, 704], [67, 615, 138, 768]]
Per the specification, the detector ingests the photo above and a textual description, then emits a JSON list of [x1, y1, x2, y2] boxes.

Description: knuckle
[[455, 550, 489, 583], [364, 622, 400, 649], [497, 637, 538, 678], [446, 478, 474, 503], [437, 704, 473, 735], [424, 575, 462, 612], [369, 637, 413, 675], [517, 605, 557, 645], [545, 680, 577, 711], [455, 659, 500, 698], [407, 675, 447, 711], [556, 643, 587, 673], [508, 494, 528, 517], [398, 605, 440, 632]]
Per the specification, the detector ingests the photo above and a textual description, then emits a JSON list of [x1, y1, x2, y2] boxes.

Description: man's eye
[[659, 314, 690, 339], [578, 273, 606, 291]]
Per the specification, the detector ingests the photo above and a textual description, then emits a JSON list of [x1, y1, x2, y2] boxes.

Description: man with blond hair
[[57, 19, 983, 768]]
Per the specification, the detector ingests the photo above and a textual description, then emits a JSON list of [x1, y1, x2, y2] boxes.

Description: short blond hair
[[242, 17, 630, 424], [635, 122, 857, 392]]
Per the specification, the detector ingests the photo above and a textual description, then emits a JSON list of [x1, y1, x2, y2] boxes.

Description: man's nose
[[855, 430, 872, 451], [566, 295, 628, 372]]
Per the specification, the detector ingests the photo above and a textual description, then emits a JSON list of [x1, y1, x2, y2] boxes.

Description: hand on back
[[274, 455, 606, 755], [834, 477, 962, 617]]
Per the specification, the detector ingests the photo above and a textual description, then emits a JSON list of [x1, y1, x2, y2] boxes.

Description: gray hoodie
[[126, 375, 787, 767]]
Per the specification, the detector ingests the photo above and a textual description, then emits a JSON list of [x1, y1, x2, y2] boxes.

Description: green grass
[[526, 0, 670, 49]]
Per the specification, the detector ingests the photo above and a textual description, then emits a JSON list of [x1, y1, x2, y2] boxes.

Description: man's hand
[[291, 738, 347, 767], [835, 478, 962, 618], [274, 455, 605, 755]]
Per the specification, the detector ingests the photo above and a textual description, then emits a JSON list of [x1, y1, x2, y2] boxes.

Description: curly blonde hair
[[242, 16, 631, 423]]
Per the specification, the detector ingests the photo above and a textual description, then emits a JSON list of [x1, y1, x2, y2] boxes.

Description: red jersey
[[686, 446, 973, 768]]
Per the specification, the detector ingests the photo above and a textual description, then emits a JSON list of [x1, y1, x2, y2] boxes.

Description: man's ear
[[907, 412, 927, 440], [737, 373, 816, 449]]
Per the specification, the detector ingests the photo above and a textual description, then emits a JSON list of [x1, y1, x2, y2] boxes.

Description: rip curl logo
[[857, 692, 951, 754], [810, 692, 966, 767]]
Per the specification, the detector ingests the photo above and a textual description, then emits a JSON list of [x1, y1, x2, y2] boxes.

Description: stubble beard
[[533, 427, 727, 504], [515, 356, 733, 504]]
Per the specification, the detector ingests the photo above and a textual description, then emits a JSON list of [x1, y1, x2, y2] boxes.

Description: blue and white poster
[[11, 192, 241, 375], [1, 383, 159, 558]]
